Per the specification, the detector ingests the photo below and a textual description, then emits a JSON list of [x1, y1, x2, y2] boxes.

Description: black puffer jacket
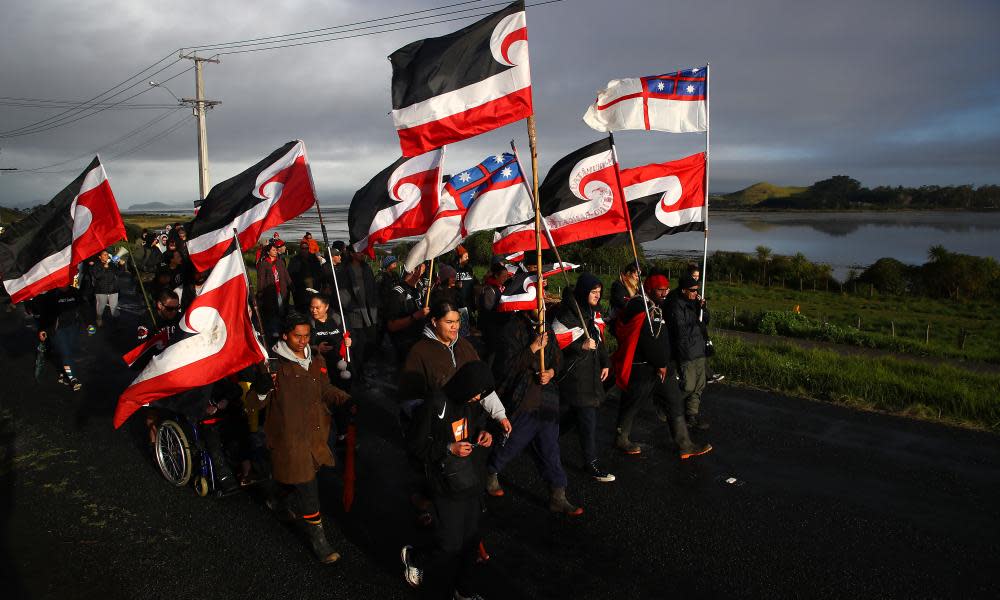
[[554, 275, 609, 408], [494, 312, 562, 419], [89, 262, 121, 294], [667, 295, 709, 362]]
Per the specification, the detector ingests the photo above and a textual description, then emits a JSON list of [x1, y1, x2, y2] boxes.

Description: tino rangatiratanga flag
[[592, 152, 706, 247], [186, 140, 317, 272], [0, 157, 125, 303], [114, 237, 266, 428], [492, 138, 628, 255], [349, 149, 445, 256], [389, 1, 532, 157], [404, 152, 534, 271], [583, 66, 707, 133]]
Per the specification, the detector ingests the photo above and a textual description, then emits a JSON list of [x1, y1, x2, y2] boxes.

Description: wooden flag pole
[[608, 132, 654, 332], [526, 115, 545, 372], [121, 231, 158, 329], [425, 257, 436, 308], [510, 140, 590, 342], [313, 202, 351, 362]]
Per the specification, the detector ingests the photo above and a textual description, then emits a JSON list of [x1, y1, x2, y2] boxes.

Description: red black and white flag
[[348, 148, 445, 256], [492, 138, 628, 254], [186, 140, 317, 272], [496, 262, 577, 312], [552, 310, 605, 349], [389, 1, 532, 157], [0, 157, 125, 304], [114, 238, 267, 428], [592, 152, 706, 247]]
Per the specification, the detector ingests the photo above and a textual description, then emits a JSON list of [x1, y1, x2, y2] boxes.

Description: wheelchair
[[153, 381, 260, 497]]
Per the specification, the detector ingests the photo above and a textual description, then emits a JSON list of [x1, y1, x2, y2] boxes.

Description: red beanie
[[644, 274, 670, 294]]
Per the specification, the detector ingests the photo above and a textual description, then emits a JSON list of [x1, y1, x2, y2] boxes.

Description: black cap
[[678, 275, 699, 290]]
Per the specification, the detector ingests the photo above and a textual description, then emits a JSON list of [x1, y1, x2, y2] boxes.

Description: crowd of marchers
[[17, 222, 722, 600]]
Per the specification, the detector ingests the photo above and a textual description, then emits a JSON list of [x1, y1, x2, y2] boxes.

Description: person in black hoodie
[[402, 360, 495, 598], [89, 248, 125, 327], [553, 273, 614, 483], [668, 275, 713, 430], [611, 274, 711, 459], [37, 285, 92, 391]]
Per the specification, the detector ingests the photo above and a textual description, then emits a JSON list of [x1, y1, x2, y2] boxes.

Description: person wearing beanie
[[251, 312, 351, 564], [668, 274, 714, 430], [553, 273, 615, 482], [385, 262, 431, 361], [430, 263, 462, 309], [402, 361, 496, 598], [376, 255, 402, 346], [485, 304, 584, 517], [610, 274, 712, 459]]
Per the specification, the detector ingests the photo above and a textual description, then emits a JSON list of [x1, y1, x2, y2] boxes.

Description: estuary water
[[142, 208, 1000, 280]]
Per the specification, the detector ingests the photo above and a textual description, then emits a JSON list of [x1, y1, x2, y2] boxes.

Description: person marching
[[88, 248, 126, 328], [668, 275, 715, 430], [553, 273, 615, 482], [402, 360, 497, 598], [384, 262, 430, 362], [36, 283, 92, 391], [252, 313, 351, 564], [256, 240, 292, 344], [612, 275, 712, 459]]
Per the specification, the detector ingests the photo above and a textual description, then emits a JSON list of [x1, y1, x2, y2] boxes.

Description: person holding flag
[[251, 312, 351, 564], [611, 275, 712, 460]]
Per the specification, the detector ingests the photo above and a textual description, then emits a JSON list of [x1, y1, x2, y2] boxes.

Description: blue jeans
[[51, 326, 79, 371], [487, 410, 567, 489]]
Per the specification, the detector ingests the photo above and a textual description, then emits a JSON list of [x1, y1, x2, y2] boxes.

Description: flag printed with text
[[404, 152, 533, 270], [592, 152, 706, 247], [0, 157, 125, 303], [186, 140, 317, 272], [114, 238, 267, 428], [583, 67, 707, 133], [348, 149, 445, 256], [492, 138, 628, 254], [389, 1, 532, 156]]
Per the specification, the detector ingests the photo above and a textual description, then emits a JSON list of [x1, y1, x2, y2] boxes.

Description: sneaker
[[453, 591, 485, 600], [401, 545, 423, 588], [679, 442, 713, 460], [58, 373, 71, 386], [708, 373, 725, 384], [587, 460, 616, 483], [69, 377, 82, 392]]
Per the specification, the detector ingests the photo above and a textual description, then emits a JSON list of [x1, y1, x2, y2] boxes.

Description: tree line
[[746, 175, 1000, 210]]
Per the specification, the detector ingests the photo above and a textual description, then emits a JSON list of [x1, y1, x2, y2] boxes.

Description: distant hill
[[713, 182, 808, 208], [126, 201, 189, 212], [1, 205, 25, 225]]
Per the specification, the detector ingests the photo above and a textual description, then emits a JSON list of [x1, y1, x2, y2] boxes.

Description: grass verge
[[713, 333, 1000, 432]]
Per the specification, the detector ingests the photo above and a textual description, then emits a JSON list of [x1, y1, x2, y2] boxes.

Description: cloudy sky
[[1, 0, 998, 209]]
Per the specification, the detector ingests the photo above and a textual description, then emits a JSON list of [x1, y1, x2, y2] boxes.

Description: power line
[[0, 99, 180, 110], [106, 114, 193, 162], [185, 0, 512, 53], [15, 109, 185, 173], [0, 50, 183, 137], [0, 65, 194, 139]]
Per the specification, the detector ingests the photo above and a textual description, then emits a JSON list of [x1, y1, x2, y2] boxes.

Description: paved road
[[2, 288, 998, 600]]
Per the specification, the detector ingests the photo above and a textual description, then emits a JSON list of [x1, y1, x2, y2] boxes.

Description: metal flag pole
[[511, 140, 590, 342], [608, 132, 654, 333], [700, 62, 711, 314], [526, 115, 546, 372], [313, 202, 351, 362]]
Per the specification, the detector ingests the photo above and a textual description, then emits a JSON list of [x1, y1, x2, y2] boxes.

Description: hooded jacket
[[553, 274, 610, 407], [667, 293, 710, 362]]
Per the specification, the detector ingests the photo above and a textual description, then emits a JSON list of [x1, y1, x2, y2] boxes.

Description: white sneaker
[[401, 545, 422, 588], [453, 591, 485, 600]]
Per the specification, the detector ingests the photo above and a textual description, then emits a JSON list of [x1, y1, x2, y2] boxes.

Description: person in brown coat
[[255, 312, 350, 563]]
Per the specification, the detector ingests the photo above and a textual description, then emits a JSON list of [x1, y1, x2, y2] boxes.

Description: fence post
[[960, 329, 968, 350], [926, 324, 930, 344], [857, 316, 862, 329], [891, 321, 895, 337], [732, 306, 737, 327]]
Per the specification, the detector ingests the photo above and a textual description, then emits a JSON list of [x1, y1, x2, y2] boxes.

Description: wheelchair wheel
[[155, 419, 193, 486], [194, 476, 210, 497]]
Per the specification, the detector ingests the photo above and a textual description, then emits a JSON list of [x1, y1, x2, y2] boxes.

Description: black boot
[[301, 517, 341, 564], [670, 417, 712, 460]]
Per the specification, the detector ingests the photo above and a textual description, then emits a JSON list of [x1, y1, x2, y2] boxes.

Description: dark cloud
[[1, 0, 998, 207]]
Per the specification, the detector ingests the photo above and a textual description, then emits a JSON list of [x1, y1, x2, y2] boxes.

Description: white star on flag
[[657, 81, 665, 91], [692, 68, 699, 73], [501, 167, 513, 178], [493, 155, 505, 165], [686, 85, 695, 93], [459, 171, 471, 182]]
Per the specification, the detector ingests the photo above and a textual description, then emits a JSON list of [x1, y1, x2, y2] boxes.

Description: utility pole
[[178, 53, 221, 201]]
